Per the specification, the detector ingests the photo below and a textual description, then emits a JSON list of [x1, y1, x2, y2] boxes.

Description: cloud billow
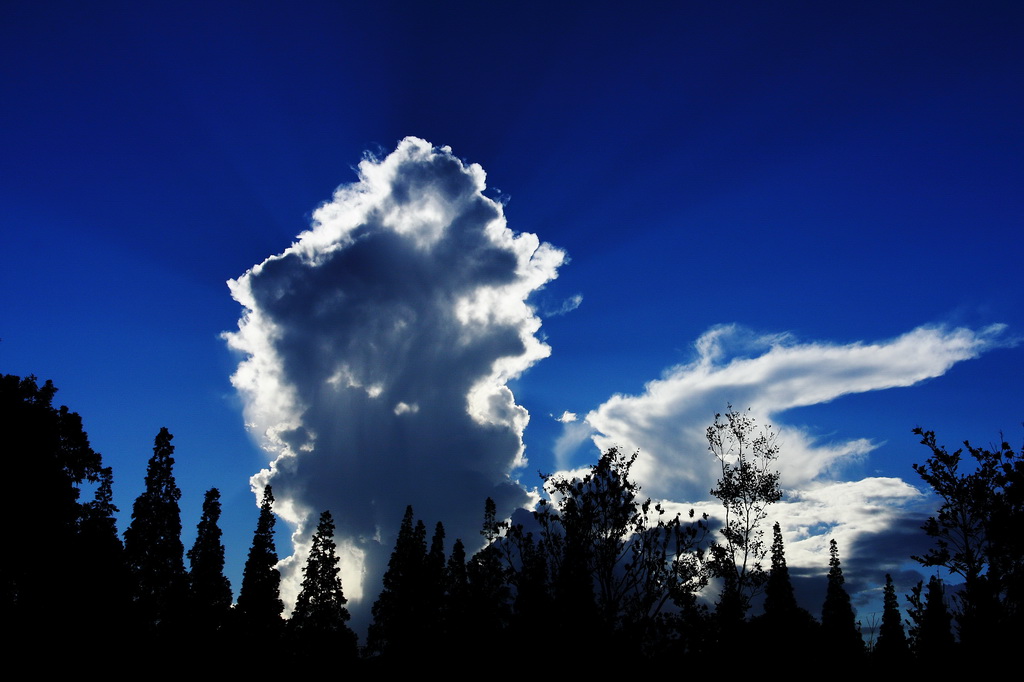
[[225, 138, 564, 618]]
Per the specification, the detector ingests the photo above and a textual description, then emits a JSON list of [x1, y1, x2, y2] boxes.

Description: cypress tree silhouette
[[368, 505, 427, 657], [187, 488, 232, 634], [290, 511, 357, 658], [764, 522, 798, 616], [821, 539, 863, 658], [123, 427, 187, 632], [236, 485, 283, 636], [874, 574, 909, 662]]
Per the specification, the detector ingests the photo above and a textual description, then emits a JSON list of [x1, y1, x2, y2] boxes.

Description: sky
[[3, 1, 1023, 636]]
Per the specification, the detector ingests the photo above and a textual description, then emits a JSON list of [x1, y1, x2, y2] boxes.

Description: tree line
[[3, 374, 1020, 670]]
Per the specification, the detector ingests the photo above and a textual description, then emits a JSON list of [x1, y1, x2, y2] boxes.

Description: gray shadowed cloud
[[224, 137, 565, 624]]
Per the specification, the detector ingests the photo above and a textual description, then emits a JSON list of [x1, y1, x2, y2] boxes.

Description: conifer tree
[[764, 522, 798, 616], [236, 485, 283, 634], [444, 537, 470, 640], [123, 427, 187, 630], [368, 505, 427, 657], [290, 511, 357, 658], [821, 539, 863, 658], [874, 574, 909, 662], [187, 488, 232, 632]]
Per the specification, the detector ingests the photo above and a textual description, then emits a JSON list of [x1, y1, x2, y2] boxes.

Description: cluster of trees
[[4, 373, 1021, 669]]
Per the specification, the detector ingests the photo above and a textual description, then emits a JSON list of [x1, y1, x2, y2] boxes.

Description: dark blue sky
[[3, 1, 1022, 625]]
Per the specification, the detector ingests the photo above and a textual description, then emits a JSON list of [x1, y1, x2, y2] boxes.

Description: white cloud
[[554, 410, 577, 423], [543, 293, 583, 317], [584, 323, 1005, 502], [568, 322, 1005, 602], [224, 137, 565, 627]]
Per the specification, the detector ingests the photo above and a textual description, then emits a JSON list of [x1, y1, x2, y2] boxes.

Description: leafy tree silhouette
[[2, 374, 121, 651], [911, 426, 1023, 650], [289, 511, 357, 659], [123, 427, 187, 632], [527, 448, 709, 655], [906, 576, 955, 660], [707, 407, 782, 622], [236, 485, 284, 636]]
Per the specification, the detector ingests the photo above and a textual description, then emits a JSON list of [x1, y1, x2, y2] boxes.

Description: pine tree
[[236, 485, 283, 635], [368, 505, 430, 657], [290, 511, 357, 658], [764, 522, 798, 616], [821, 539, 863, 658], [753, 522, 819, 659], [874, 574, 909, 662], [123, 427, 187, 631], [187, 488, 232, 633]]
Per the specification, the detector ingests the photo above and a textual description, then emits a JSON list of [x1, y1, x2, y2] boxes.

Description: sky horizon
[[3, 2, 1022, 636]]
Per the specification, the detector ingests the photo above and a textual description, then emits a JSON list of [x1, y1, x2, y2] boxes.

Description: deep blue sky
[[3, 1, 1022, 625]]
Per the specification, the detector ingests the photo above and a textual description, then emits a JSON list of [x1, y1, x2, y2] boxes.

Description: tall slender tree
[[707, 407, 782, 621], [874, 574, 909, 662], [764, 522, 798, 616], [187, 488, 232, 633], [236, 485, 283, 635], [367, 505, 427, 657], [821, 539, 863, 658], [123, 427, 187, 631], [290, 511, 357, 658]]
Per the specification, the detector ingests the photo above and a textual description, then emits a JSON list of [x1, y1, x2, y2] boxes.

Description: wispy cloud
[[542, 293, 583, 317], [582, 323, 1005, 501], [224, 137, 565, 624], [564, 322, 1005, 602]]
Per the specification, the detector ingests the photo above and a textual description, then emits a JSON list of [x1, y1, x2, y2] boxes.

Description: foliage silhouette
[[905, 576, 954, 660], [123, 427, 187, 631], [874, 574, 909, 662], [187, 488, 232, 634], [821, 539, 863, 658], [707, 407, 782, 621], [290, 511, 357, 658], [525, 447, 710, 653], [911, 426, 1023, 650], [236, 484, 284, 635], [367, 505, 428, 657]]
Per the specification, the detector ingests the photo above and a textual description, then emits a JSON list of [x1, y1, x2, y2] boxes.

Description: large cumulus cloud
[[224, 137, 564, 620]]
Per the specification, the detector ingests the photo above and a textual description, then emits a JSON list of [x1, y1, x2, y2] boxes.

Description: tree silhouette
[[874, 574, 909, 662], [290, 511, 357, 658], [236, 485, 283, 635], [707, 407, 782, 620], [821, 539, 863, 658], [529, 448, 709, 653], [906, 576, 954, 660], [368, 505, 427, 657], [764, 522, 798, 616], [187, 488, 232, 634], [911, 426, 1022, 650], [123, 427, 187, 631], [3, 374, 108, 631]]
